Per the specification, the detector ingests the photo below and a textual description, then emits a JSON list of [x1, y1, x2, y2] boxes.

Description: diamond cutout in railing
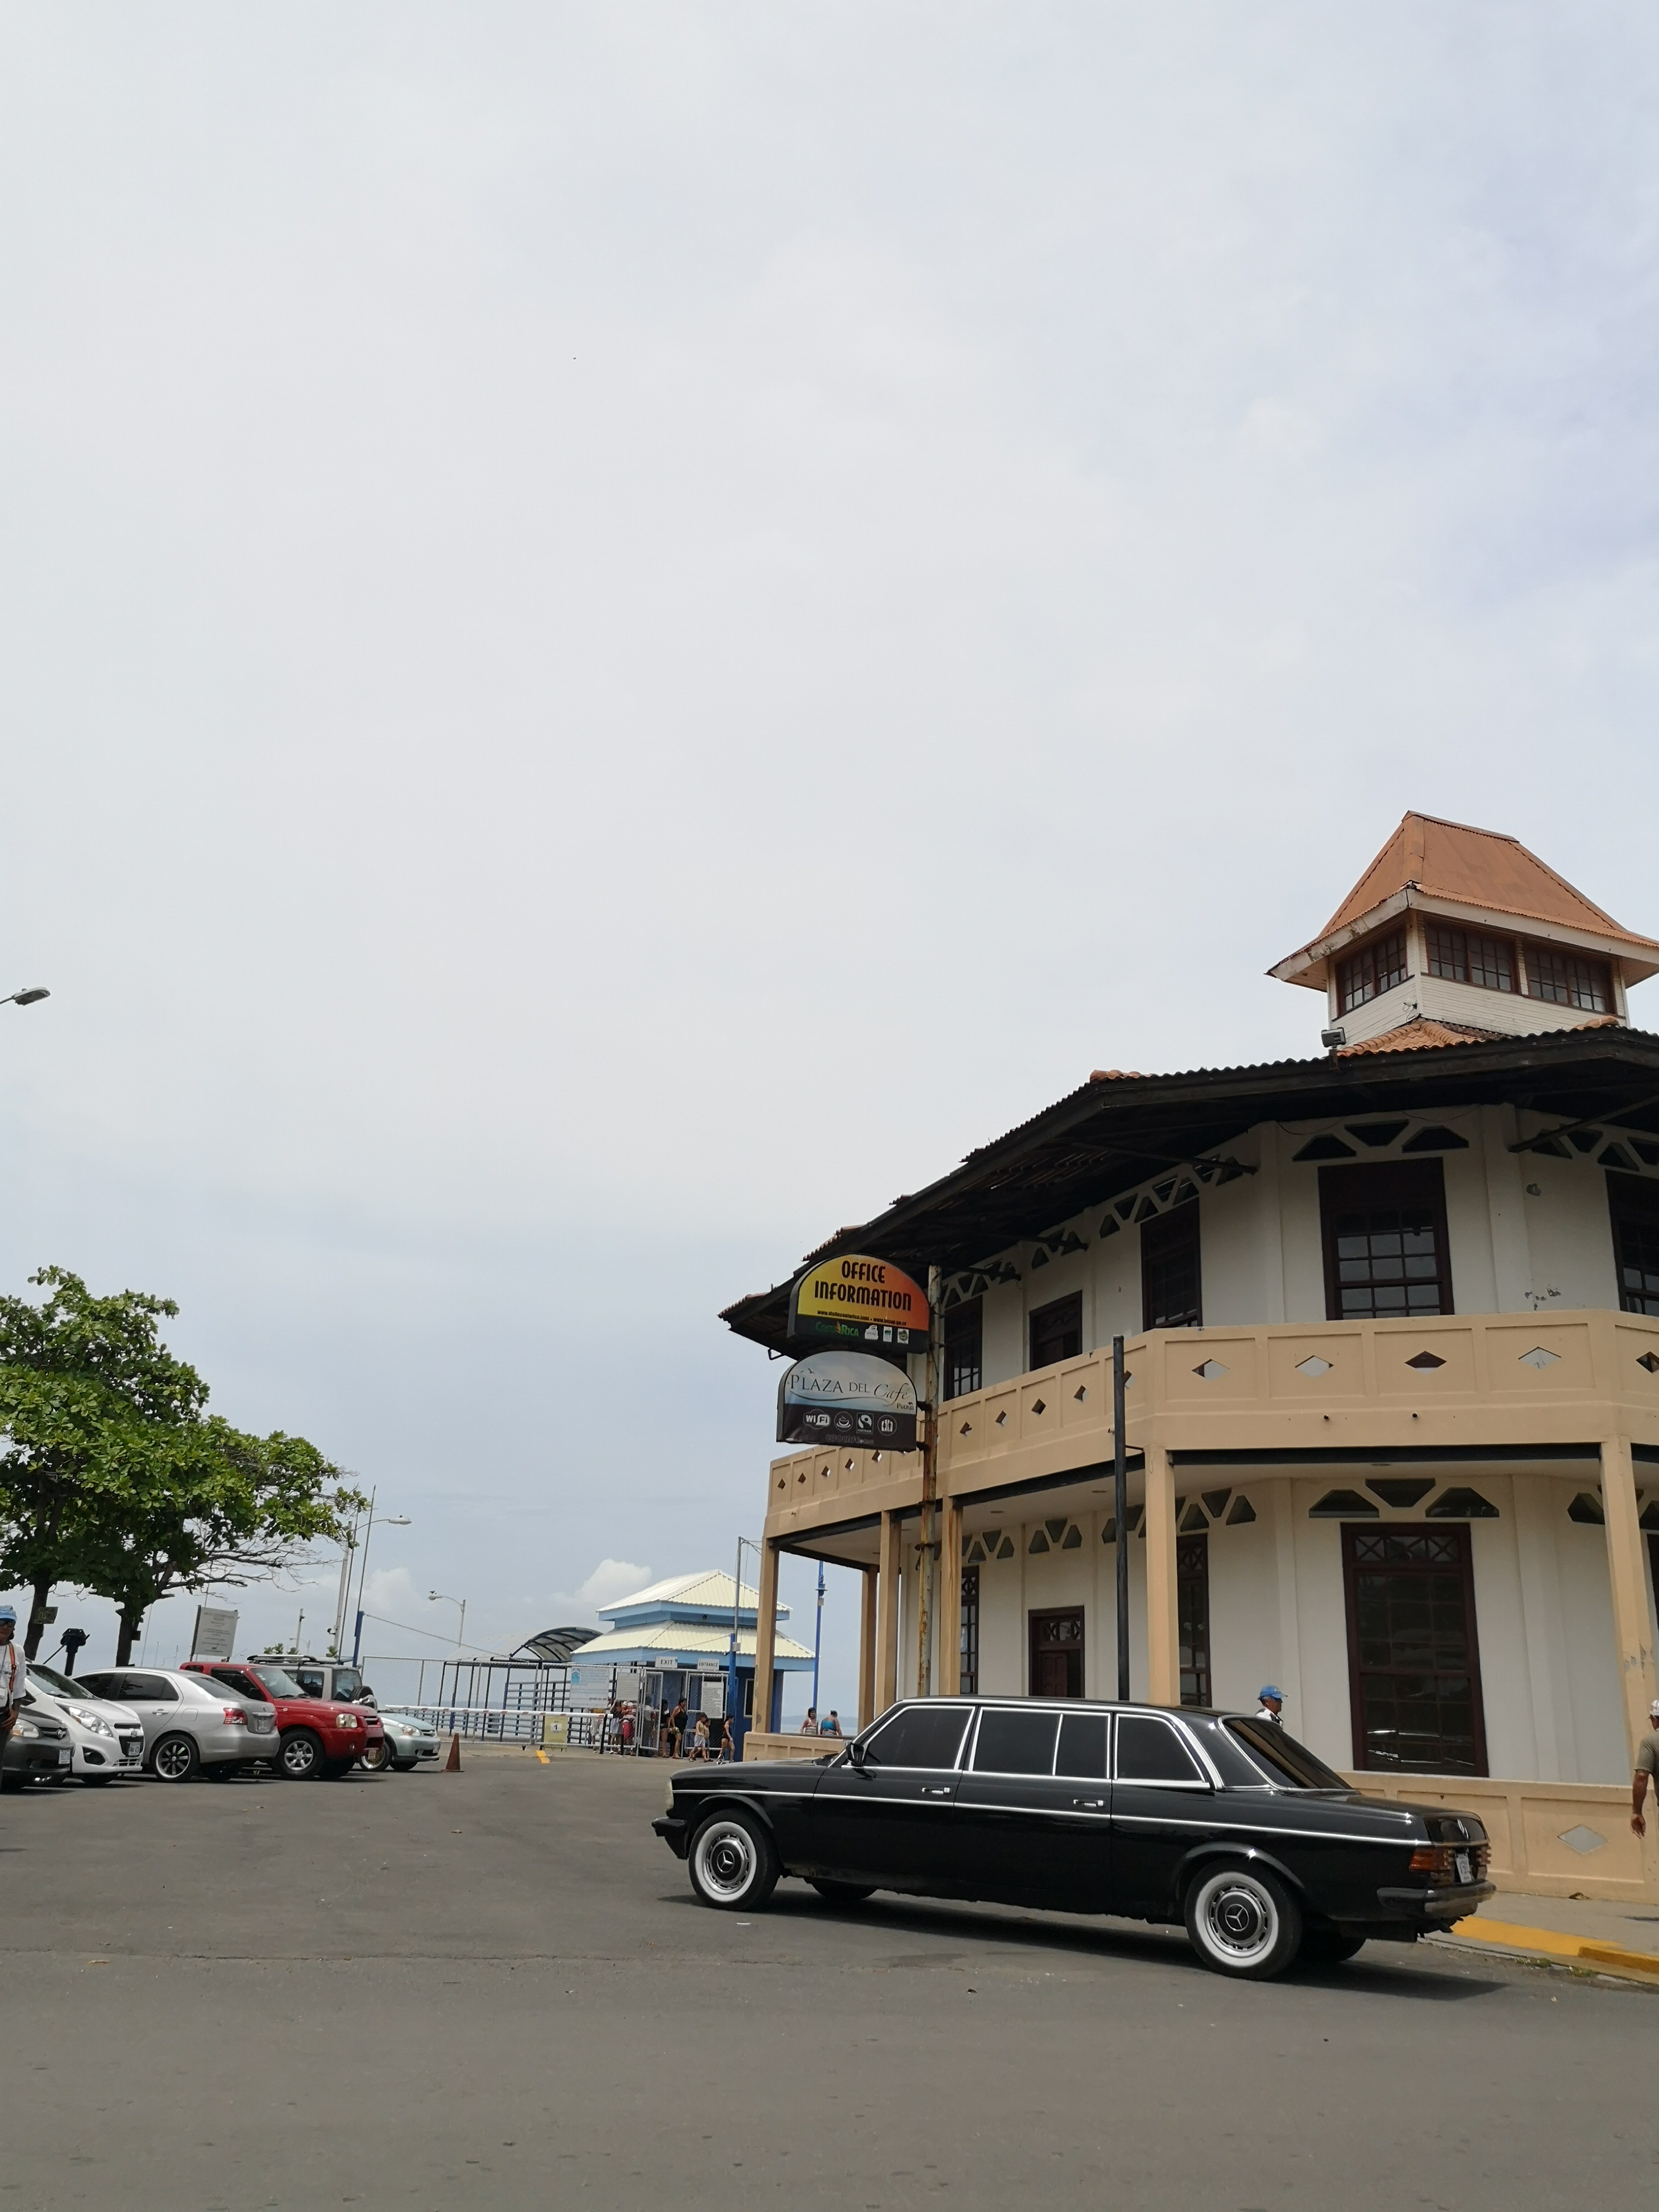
[[1639, 1352, 1659, 1375], [1030, 1398, 1046, 1417], [1074, 1384, 1088, 1401], [1558, 1824, 1607, 1856], [1406, 1351, 1445, 1370], [959, 1421, 972, 1436], [1295, 1355, 1332, 1379], [1518, 1346, 1561, 1370], [1193, 1360, 1229, 1381], [995, 1409, 1008, 1427]]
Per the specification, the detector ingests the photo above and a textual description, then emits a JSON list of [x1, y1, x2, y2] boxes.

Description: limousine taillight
[[1408, 1842, 1490, 1885]]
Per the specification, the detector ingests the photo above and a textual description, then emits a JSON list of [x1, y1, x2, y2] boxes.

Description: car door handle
[[1071, 1797, 1106, 1810], [920, 1786, 952, 1797]]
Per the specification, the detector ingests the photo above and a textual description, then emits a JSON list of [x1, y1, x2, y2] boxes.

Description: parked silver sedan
[[77, 1666, 279, 1782], [363, 1710, 442, 1771], [26, 1666, 145, 1783]]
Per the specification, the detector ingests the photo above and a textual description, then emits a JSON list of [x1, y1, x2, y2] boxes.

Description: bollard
[[444, 1731, 462, 1773]]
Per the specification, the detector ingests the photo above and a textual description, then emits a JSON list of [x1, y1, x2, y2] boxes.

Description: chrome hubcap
[[284, 1740, 316, 1775], [1202, 1877, 1275, 1960], [695, 1821, 756, 1901]]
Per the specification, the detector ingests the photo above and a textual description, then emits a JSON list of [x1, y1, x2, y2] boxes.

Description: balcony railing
[[765, 1308, 1659, 1537]]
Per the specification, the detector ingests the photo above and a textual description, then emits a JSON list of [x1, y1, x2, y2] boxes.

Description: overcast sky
[[3, 6, 1657, 1707]]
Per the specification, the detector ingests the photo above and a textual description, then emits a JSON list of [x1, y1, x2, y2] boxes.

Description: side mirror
[[848, 1738, 867, 1769]]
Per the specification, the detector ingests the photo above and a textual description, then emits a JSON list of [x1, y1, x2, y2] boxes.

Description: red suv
[[182, 1659, 385, 1781]]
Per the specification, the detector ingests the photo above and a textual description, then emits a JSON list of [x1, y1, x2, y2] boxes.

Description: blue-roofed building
[[565, 1569, 813, 1738]]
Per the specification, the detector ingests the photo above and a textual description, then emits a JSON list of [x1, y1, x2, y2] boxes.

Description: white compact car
[[25, 1666, 147, 1783]]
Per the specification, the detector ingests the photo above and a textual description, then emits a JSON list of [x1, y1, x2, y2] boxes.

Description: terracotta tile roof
[[1335, 1012, 1625, 1058], [1321, 812, 1656, 947], [1334, 1016, 1505, 1057]]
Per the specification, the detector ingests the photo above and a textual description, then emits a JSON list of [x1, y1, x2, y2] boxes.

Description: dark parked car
[[1, 1702, 73, 1792], [653, 1696, 1495, 1980]]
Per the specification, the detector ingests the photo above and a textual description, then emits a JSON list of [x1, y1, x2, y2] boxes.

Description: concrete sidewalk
[[1440, 1889, 1659, 1983]]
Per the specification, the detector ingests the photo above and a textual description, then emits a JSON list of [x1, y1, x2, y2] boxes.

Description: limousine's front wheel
[[688, 1811, 779, 1912], [1185, 1864, 1302, 1981]]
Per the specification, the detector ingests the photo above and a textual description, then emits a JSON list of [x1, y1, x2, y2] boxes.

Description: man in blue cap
[[0, 1605, 23, 1757], [1256, 1685, 1285, 1725]]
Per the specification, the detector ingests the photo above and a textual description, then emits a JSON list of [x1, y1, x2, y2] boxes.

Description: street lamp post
[[810, 1562, 825, 1723], [347, 1496, 411, 1664], [429, 1591, 467, 1730]]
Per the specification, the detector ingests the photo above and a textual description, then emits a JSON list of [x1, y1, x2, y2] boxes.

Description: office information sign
[[787, 1254, 930, 1356]]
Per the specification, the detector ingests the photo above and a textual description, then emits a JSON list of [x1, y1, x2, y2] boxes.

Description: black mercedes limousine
[[653, 1696, 1495, 1980]]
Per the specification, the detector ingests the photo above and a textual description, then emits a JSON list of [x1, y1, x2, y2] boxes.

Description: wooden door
[[1029, 1609, 1084, 1698]]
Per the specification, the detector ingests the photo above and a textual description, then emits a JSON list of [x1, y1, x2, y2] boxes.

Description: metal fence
[[398, 1703, 622, 1750]]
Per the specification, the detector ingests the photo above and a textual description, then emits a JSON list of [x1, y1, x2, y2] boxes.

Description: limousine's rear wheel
[[1185, 1863, 1302, 1981], [809, 1879, 876, 1906], [688, 1811, 779, 1912]]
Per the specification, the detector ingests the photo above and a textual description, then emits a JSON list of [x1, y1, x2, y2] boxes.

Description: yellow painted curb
[[535, 1749, 549, 1765], [1450, 1915, 1659, 1980]]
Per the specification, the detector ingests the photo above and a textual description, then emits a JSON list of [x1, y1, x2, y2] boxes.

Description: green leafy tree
[[0, 1267, 361, 1661]]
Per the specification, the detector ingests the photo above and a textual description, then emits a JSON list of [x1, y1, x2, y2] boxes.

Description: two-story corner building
[[721, 813, 1659, 1901]]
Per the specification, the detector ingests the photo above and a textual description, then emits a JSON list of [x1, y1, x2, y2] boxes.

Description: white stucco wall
[[963, 1475, 1635, 1786]]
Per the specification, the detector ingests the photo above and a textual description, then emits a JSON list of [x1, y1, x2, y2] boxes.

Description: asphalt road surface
[[9, 1751, 1656, 2211]]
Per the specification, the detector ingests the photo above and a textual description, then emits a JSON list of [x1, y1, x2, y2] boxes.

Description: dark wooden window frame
[[1608, 1170, 1659, 1316], [1028, 1291, 1083, 1373], [943, 1297, 984, 1401], [1336, 926, 1409, 1015], [1176, 1532, 1210, 1708], [959, 1566, 981, 1696], [1525, 942, 1613, 1015], [1340, 1521, 1488, 1777], [1318, 1158, 1454, 1323], [1142, 1200, 1202, 1331], [1425, 923, 1515, 995]]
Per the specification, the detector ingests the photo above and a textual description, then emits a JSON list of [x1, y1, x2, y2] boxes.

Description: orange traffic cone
[[444, 1732, 462, 1773]]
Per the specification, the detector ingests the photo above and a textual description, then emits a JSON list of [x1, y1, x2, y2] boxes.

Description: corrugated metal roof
[[721, 1023, 1659, 1351], [572, 1623, 814, 1663], [596, 1569, 770, 1620]]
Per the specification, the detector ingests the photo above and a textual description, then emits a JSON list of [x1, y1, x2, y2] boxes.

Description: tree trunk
[[114, 1601, 145, 1667], [22, 1571, 52, 1660]]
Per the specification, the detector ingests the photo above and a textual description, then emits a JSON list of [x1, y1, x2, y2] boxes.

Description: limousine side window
[[862, 1706, 971, 1770], [1055, 1711, 1109, 1780], [972, 1709, 1059, 1775], [1115, 1714, 1205, 1784]]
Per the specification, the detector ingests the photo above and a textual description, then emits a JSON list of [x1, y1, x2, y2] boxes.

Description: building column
[[751, 1539, 779, 1739], [1601, 1435, 1659, 1764], [876, 1509, 903, 1714], [1144, 1444, 1180, 1706], [857, 1568, 878, 1731], [937, 1496, 963, 1696]]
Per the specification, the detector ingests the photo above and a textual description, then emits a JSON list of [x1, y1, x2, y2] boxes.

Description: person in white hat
[[1631, 1697, 1659, 1837], [0, 1605, 23, 1757]]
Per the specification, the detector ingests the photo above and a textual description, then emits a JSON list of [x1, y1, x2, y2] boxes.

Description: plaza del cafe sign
[[776, 1347, 919, 1453], [775, 1254, 929, 1453]]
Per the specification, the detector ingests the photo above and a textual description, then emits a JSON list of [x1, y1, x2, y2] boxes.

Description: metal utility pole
[[810, 1561, 826, 1717], [726, 1535, 755, 1733], [916, 1264, 940, 1697], [1114, 1335, 1130, 1701]]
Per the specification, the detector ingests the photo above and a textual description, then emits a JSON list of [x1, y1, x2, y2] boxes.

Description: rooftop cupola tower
[[1269, 812, 1658, 1050]]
